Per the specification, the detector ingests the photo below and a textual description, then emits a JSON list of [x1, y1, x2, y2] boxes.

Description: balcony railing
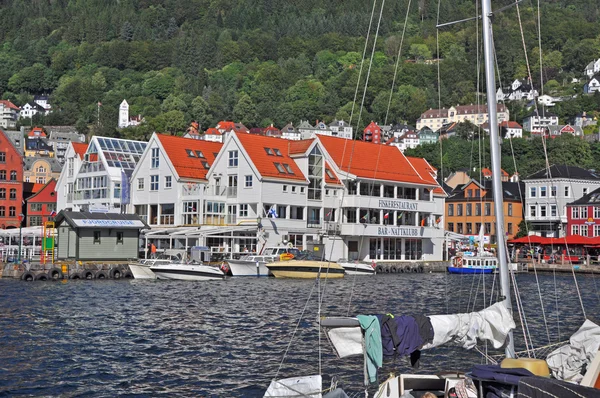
[[182, 183, 203, 196], [307, 219, 321, 228], [326, 223, 341, 235], [226, 187, 238, 198], [207, 186, 227, 196], [159, 215, 174, 225]]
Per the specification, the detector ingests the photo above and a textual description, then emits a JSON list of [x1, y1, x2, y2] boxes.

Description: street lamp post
[[18, 213, 24, 263]]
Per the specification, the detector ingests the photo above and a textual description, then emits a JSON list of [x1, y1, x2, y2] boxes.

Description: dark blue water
[[1, 272, 599, 397]]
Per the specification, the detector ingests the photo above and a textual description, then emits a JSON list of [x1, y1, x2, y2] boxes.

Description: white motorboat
[[128, 254, 183, 280], [338, 259, 376, 275], [227, 255, 276, 277], [149, 262, 225, 281]]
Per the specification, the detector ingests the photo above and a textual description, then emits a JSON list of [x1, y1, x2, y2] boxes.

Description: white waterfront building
[[55, 141, 88, 212], [139, 132, 446, 262], [70, 136, 147, 212]]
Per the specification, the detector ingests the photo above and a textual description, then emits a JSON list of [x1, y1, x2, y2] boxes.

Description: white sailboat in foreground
[[264, 0, 600, 396]]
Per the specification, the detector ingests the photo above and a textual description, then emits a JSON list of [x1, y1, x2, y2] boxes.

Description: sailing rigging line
[[510, 269, 534, 357], [383, 0, 412, 126]]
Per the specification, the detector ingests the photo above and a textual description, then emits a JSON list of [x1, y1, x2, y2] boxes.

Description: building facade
[[523, 109, 559, 135], [25, 179, 57, 227], [0, 128, 24, 229], [0, 100, 19, 129], [445, 179, 524, 243], [524, 165, 600, 237], [416, 104, 509, 131], [55, 142, 87, 212], [566, 187, 600, 237]]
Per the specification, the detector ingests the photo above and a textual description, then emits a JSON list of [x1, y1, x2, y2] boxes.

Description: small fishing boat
[[337, 259, 376, 275]]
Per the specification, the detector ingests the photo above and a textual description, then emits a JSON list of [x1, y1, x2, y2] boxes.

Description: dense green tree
[[233, 93, 258, 127]]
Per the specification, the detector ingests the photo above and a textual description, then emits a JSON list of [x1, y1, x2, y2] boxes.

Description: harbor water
[[1, 272, 599, 397]]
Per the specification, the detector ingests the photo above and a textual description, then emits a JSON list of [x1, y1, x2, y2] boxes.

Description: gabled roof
[[156, 134, 222, 181], [28, 127, 46, 137], [54, 210, 149, 229], [204, 127, 222, 136], [26, 179, 57, 203], [406, 156, 445, 195], [24, 157, 62, 173], [234, 133, 307, 181], [317, 135, 439, 187], [526, 165, 600, 180], [281, 123, 299, 135], [568, 186, 600, 206], [525, 109, 558, 119], [446, 180, 523, 202], [500, 121, 522, 129], [0, 100, 19, 110], [71, 142, 88, 159]]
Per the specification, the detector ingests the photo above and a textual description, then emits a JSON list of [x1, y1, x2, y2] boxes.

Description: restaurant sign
[[378, 199, 418, 211]]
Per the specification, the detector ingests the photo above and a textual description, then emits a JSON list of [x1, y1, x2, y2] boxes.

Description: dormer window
[[283, 164, 294, 174], [195, 150, 205, 158], [264, 147, 274, 156], [202, 161, 210, 169], [274, 148, 282, 156], [186, 149, 196, 157]]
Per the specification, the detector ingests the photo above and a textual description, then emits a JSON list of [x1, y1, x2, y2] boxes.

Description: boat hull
[[149, 264, 225, 281], [339, 262, 376, 275], [447, 266, 494, 274], [128, 263, 156, 279], [227, 260, 270, 277], [267, 260, 345, 279]]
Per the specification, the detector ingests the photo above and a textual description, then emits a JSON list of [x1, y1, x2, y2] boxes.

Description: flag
[[326, 210, 331, 217], [267, 204, 278, 218], [49, 210, 57, 217], [397, 212, 404, 219], [383, 212, 389, 219], [436, 217, 441, 224], [420, 218, 425, 227], [361, 214, 367, 220]]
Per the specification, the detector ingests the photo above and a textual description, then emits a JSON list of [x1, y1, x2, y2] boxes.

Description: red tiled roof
[[235, 133, 307, 181], [481, 168, 492, 176], [205, 128, 222, 135], [27, 179, 57, 202], [317, 135, 438, 186], [71, 142, 88, 159], [156, 134, 223, 180], [500, 121, 522, 129], [28, 127, 46, 137], [324, 161, 343, 186], [405, 157, 445, 195], [0, 100, 19, 110], [288, 139, 315, 155]]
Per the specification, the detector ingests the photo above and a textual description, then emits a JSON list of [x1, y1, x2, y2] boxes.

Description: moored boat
[[149, 263, 225, 281], [227, 254, 276, 277], [337, 259, 376, 275], [447, 254, 497, 274], [266, 259, 345, 279]]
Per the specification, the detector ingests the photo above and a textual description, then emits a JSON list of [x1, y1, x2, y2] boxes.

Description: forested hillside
[[1, 0, 599, 139]]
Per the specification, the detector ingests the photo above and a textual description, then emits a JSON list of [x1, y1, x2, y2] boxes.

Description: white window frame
[[551, 186, 557, 197], [239, 204, 248, 217], [165, 176, 172, 189], [540, 186, 547, 197], [581, 225, 588, 237], [581, 206, 588, 219], [564, 186, 570, 197], [595, 206, 600, 219], [550, 204, 557, 217], [594, 225, 600, 237], [245, 175, 252, 188], [572, 224, 579, 235], [530, 205, 536, 217], [151, 147, 160, 168], [150, 175, 159, 191], [572, 207, 580, 219], [228, 150, 238, 167], [137, 178, 144, 190]]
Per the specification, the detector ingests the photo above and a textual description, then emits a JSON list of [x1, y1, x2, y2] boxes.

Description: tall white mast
[[481, 0, 515, 358]]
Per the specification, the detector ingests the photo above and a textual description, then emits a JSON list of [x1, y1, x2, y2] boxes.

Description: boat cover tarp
[[326, 302, 515, 359], [517, 376, 600, 398], [546, 319, 600, 382], [264, 375, 322, 397], [421, 302, 515, 350]]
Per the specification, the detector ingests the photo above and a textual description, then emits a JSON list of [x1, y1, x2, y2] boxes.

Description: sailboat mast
[[481, 0, 515, 358]]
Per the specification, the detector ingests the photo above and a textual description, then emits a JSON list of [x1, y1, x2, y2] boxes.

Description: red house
[[25, 178, 57, 227], [566, 186, 600, 237], [363, 121, 382, 144], [0, 128, 24, 229]]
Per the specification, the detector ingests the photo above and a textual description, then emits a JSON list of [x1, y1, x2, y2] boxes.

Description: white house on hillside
[[584, 59, 600, 79], [584, 76, 600, 94], [523, 109, 559, 135]]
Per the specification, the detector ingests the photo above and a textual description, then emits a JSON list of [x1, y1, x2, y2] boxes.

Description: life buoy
[[456, 257, 463, 267]]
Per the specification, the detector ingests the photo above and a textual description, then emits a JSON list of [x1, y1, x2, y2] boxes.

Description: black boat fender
[[48, 267, 64, 280], [69, 272, 81, 279], [82, 270, 95, 279], [418, 265, 424, 273], [109, 267, 122, 279], [375, 265, 385, 273], [404, 265, 411, 273], [95, 270, 108, 279], [35, 272, 49, 281], [21, 271, 35, 281], [389, 265, 398, 273], [123, 271, 133, 279]]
